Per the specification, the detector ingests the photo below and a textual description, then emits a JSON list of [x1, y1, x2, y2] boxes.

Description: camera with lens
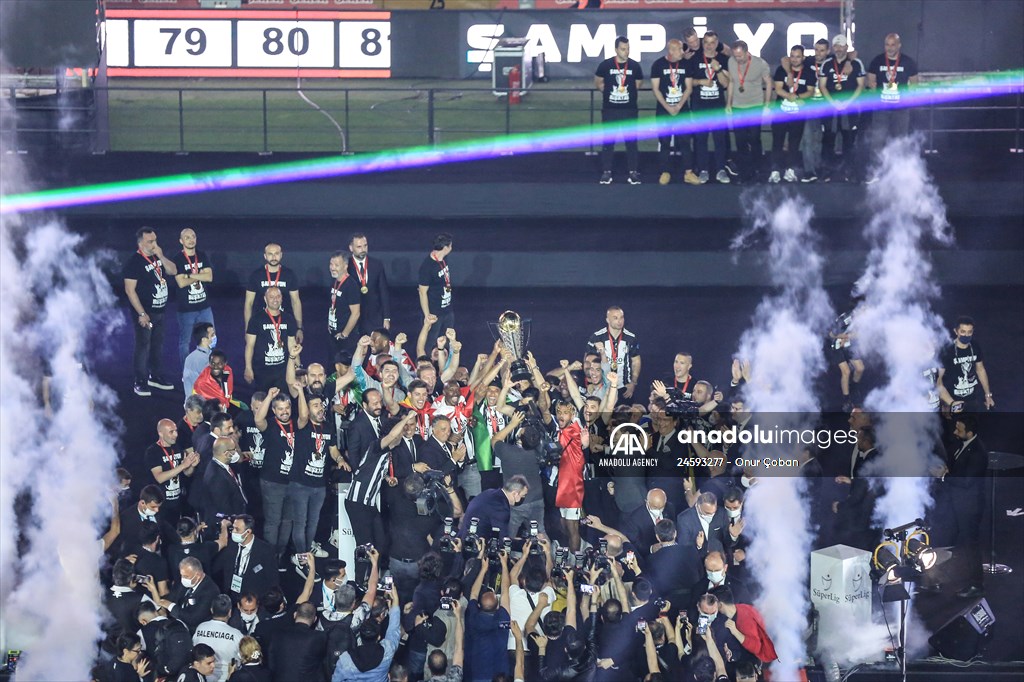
[[335, 401, 359, 430], [438, 517, 458, 553], [486, 536, 502, 563], [463, 517, 481, 556], [415, 470, 451, 517], [654, 598, 668, 611], [522, 403, 563, 466], [355, 543, 374, 562]]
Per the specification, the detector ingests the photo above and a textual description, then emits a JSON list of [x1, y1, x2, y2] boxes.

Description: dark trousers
[[345, 499, 389, 558], [656, 108, 691, 173], [952, 501, 985, 588], [772, 117, 805, 172], [732, 115, 763, 180], [694, 127, 728, 174], [600, 107, 639, 173], [822, 112, 858, 177], [132, 309, 166, 384], [426, 307, 454, 351]]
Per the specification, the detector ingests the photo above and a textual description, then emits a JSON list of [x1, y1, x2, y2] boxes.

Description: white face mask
[[240, 612, 257, 623], [229, 452, 241, 464], [142, 508, 157, 518], [698, 511, 714, 524], [708, 570, 725, 583], [741, 475, 755, 488], [231, 531, 247, 544], [726, 507, 742, 520], [180, 576, 194, 589], [648, 506, 663, 520], [210, 335, 218, 348]]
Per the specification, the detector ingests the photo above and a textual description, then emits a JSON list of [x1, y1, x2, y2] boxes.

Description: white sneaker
[[784, 168, 798, 183], [310, 541, 329, 558], [328, 529, 340, 549], [768, 171, 781, 184], [716, 170, 731, 184], [698, 170, 709, 184]]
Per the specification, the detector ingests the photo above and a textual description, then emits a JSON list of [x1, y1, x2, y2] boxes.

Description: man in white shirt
[[192, 594, 243, 682]]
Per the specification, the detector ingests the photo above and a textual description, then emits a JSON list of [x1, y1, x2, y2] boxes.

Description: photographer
[[465, 539, 512, 681], [331, 580, 402, 681], [385, 474, 449, 603], [491, 412, 546, 538]]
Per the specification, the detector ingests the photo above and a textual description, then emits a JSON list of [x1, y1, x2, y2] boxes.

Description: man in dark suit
[[146, 556, 221, 633], [346, 389, 384, 467], [833, 426, 880, 551], [646, 519, 701, 608], [934, 415, 988, 598], [117, 484, 176, 556], [268, 602, 328, 681], [199, 436, 248, 533], [676, 491, 732, 562], [689, 549, 751, 610], [347, 233, 391, 335], [214, 514, 280, 603], [389, 416, 424, 481], [418, 416, 466, 477], [619, 488, 677, 556], [103, 559, 146, 645]]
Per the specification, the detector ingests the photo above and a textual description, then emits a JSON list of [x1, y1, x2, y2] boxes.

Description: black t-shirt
[[820, 56, 864, 95], [132, 547, 170, 586], [773, 64, 812, 110], [246, 310, 296, 369], [168, 540, 220, 576], [236, 412, 266, 472], [291, 421, 332, 487], [122, 251, 169, 313], [595, 57, 643, 110], [804, 56, 828, 100], [145, 442, 185, 502], [418, 255, 452, 312], [246, 266, 299, 313], [328, 274, 361, 336], [172, 249, 211, 312], [687, 53, 728, 109], [260, 418, 299, 484], [384, 487, 443, 561], [650, 56, 688, 109], [940, 340, 985, 401], [867, 52, 919, 89]]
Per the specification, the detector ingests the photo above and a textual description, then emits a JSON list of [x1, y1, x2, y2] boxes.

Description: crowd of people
[[92, 216, 1001, 682], [594, 28, 918, 185]]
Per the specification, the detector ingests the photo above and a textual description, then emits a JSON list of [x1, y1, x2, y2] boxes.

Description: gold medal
[[360, 286, 368, 294], [836, 83, 843, 91], [739, 86, 745, 93]]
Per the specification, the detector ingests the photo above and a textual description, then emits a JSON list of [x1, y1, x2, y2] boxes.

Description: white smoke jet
[[854, 136, 951, 528], [1, 84, 122, 680], [733, 195, 833, 681]]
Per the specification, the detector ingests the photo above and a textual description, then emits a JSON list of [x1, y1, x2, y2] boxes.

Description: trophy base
[[510, 360, 532, 383]]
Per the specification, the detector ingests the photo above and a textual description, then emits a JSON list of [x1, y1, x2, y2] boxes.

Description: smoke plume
[[1, 78, 122, 680], [733, 195, 833, 681]]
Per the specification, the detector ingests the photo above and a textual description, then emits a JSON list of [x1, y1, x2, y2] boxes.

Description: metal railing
[[3, 82, 1022, 155]]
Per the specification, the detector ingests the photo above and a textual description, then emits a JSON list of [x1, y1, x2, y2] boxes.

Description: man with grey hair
[[818, 34, 865, 181], [193, 594, 243, 682], [146, 556, 221, 633]]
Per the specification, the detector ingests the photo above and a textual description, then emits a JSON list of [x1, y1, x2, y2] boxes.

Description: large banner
[[458, 9, 838, 78]]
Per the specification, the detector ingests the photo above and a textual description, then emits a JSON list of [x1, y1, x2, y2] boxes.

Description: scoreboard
[[105, 9, 391, 78]]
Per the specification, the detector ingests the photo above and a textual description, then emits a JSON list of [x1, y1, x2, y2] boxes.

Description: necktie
[[371, 417, 380, 435]]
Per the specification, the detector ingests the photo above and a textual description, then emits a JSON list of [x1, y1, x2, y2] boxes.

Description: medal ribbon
[[433, 255, 450, 288], [352, 257, 368, 289], [276, 418, 294, 449], [832, 57, 847, 88], [674, 376, 691, 395], [616, 59, 628, 89], [788, 66, 803, 94], [703, 53, 715, 81], [159, 443, 176, 468], [138, 250, 164, 282], [266, 309, 283, 347], [885, 53, 900, 85], [264, 265, 281, 289], [738, 57, 751, 91], [668, 60, 680, 89], [182, 250, 200, 276], [607, 331, 621, 367], [331, 273, 349, 311]]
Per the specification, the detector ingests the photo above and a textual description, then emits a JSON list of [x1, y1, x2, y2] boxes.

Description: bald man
[[145, 417, 200, 521], [173, 227, 215, 366], [200, 435, 248, 532], [619, 488, 677, 556], [244, 242, 304, 345]]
